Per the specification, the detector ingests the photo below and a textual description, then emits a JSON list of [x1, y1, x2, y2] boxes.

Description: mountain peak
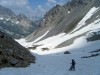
[[0, 5, 16, 18], [0, 5, 37, 38], [18, 13, 27, 18], [16, 13, 28, 21]]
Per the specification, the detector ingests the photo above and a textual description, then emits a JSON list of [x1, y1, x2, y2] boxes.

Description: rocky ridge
[[0, 31, 35, 68]]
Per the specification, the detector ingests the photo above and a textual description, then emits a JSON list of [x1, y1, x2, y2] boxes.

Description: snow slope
[[0, 37, 100, 75], [72, 7, 99, 32]]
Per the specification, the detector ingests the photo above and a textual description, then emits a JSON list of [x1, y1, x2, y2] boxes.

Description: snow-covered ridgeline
[[72, 7, 99, 32]]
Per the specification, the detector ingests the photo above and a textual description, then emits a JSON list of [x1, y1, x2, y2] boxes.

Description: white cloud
[[46, 0, 60, 10], [32, 5, 46, 18], [47, 0, 57, 4], [27, 0, 69, 19], [59, 0, 70, 5], [0, 0, 28, 8], [0, 0, 33, 16], [0, 0, 47, 19], [0, 0, 70, 20]]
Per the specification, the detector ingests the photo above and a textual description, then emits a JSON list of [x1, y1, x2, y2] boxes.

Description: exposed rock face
[[0, 5, 37, 39], [0, 31, 35, 68], [86, 29, 100, 42], [39, 4, 62, 27], [12, 14, 33, 27]]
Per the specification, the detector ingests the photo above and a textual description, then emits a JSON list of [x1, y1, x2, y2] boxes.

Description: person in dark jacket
[[69, 59, 76, 71]]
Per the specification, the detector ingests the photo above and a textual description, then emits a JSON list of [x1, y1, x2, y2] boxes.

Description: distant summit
[[0, 5, 38, 38], [0, 5, 16, 18]]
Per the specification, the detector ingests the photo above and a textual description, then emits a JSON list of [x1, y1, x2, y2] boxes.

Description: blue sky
[[29, 0, 46, 8], [0, 0, 69, 19]]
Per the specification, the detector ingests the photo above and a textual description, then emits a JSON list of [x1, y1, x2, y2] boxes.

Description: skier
[[69, 59, 76, 71]]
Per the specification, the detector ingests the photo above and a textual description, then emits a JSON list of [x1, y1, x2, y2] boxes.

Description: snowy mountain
[[25, 0, 100, 48], [0, 0, 100, 75], [0, 5, 37, 39]]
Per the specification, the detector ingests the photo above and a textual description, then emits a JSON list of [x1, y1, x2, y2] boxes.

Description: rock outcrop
[[0, 31, 35, 68]]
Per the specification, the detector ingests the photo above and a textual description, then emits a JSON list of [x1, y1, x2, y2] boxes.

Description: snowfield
[[0, 6, 100, 75], [0, 39, 100, 75], [3, 31, 100, 75]]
